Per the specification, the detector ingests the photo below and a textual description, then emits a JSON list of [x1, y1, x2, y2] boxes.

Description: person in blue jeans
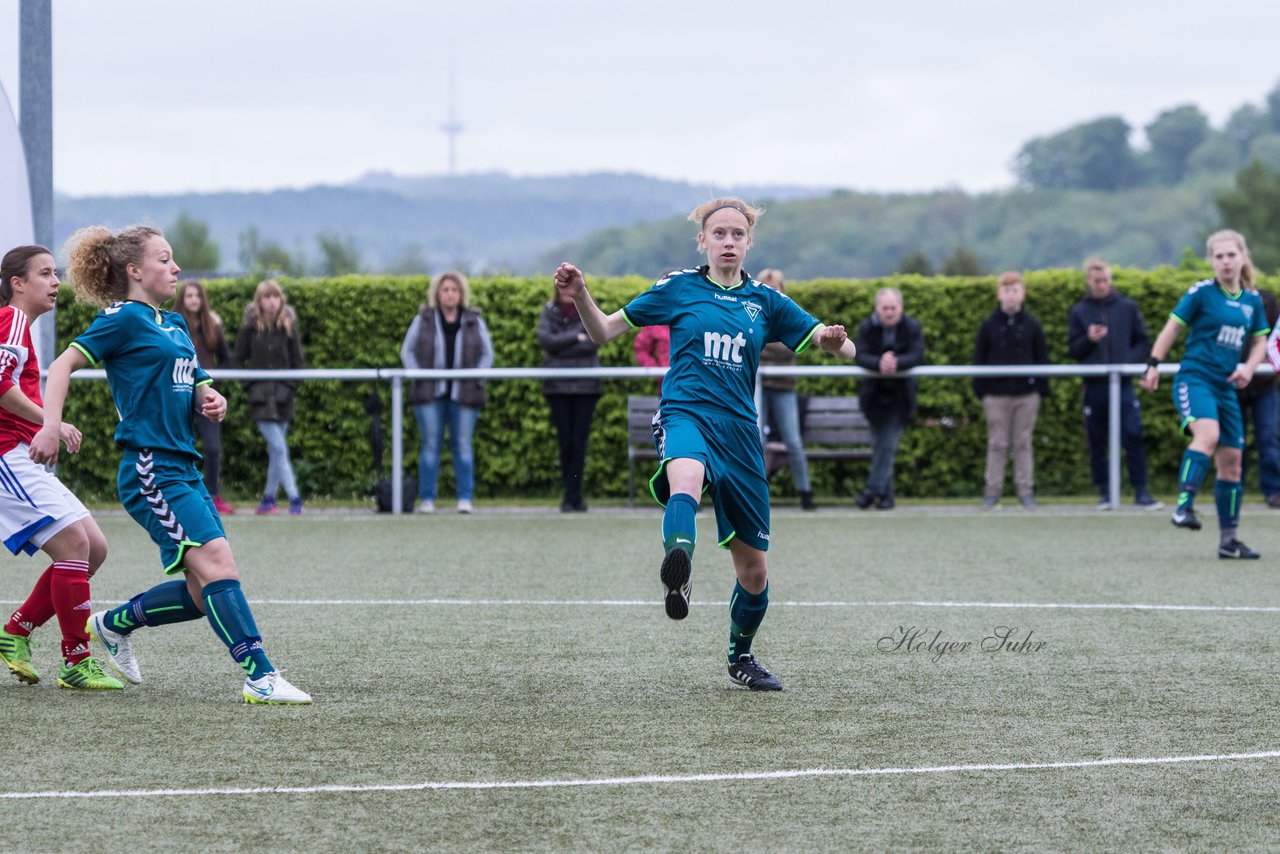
[[757, 269, 815, 510], [853, 288, 924, 510], [1067, 258, 1162, 510], [234, 280, 305, 515], [401, 271, 494, 514]]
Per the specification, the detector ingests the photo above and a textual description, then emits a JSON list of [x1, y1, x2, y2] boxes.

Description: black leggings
[[546, 394, 599, 504], [196, 413, 223, 497]]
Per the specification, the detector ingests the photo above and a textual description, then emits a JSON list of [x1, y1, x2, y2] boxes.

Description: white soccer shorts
[[0, 445, 90, 556]]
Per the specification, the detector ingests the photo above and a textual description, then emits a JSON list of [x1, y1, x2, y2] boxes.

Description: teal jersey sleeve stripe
[[69, 341, 99, 367], [1169, 312, 1188, 327], [791, 323, 821, 354], [621, 308, 639, 329], [1253, 327, 1271, 337], [196, 378, 214, 387]]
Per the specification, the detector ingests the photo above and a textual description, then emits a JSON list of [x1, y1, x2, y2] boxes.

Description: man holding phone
[[1067, 257, 1163, 510]]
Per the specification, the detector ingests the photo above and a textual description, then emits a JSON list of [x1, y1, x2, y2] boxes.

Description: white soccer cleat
[[87, 610, 142, 684], [456, 499, 473, 514], [243, 671, 312, 705]]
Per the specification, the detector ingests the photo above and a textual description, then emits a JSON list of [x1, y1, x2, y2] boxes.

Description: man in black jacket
[[974, 272, 1049, 510], [1067, 258, 1162, 510], [854, 288, 925, 510]]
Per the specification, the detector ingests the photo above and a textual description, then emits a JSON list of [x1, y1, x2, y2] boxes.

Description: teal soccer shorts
[[118, 449, 226, 574], [648, 405, 771, 551], [1172, 372, 1245, 449]]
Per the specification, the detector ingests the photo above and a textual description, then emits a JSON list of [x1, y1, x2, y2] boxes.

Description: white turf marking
[[4, 750, 1278, 801], [3, 597, 1280, 612]]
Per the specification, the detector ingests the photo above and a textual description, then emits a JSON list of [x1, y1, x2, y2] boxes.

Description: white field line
[[3, 597, 1280, 612], [4, 750, 1278, 801]]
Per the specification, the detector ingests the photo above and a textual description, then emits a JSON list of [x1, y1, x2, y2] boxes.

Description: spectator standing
[[1067, 258, 1162, 510], [537, 286, 603, 512], [633, 323, 670, 393], [757, 269, 815, 510], [854, 288, 924, 510], [401, 271, 494, 514], [176, 281, 234, 515], [1236, 286, 1280, 507], [973, 272, 1050, 510], [234, 280, 306, 515]]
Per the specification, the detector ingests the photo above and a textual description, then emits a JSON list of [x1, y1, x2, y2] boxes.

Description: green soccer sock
[[1177, 449, 1211, 508], [104, 580, 204, 635], [662, 493, 699, 556], [728, 581, 769, 663]]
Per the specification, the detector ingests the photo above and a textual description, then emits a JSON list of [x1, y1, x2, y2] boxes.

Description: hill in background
[[53, 172, 832, 275]]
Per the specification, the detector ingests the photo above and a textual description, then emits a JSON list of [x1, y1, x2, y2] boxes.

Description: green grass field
[[4, 506, 1280, 852]]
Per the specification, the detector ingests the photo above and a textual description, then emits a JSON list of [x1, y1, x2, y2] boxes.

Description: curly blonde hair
[[687, 197, 764, 231], [63, 225, 163, 307]]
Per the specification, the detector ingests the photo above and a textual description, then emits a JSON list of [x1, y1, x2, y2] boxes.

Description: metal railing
[[62, 362, 1269, 512]]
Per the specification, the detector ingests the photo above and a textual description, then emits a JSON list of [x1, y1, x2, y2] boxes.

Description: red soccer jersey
[[0, 306, 42, 455]]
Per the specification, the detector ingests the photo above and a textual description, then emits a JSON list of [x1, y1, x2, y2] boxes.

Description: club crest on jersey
[[742, 301, 762, 322]]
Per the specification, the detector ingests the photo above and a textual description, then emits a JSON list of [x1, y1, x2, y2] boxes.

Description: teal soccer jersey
[[71, 300, 211, 457], [621, 267, 820, 421], [1171, 279, 1270, 383]]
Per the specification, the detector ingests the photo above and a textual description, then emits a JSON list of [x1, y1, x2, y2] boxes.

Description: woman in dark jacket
[[177, 280, 235, 515], [234, 279, 306, 515], [400, 271, 494, 514], [537, 289, 603, 512]]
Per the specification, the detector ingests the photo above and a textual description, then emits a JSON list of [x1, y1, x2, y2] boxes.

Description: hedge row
[[50, 268, 1246, 502]]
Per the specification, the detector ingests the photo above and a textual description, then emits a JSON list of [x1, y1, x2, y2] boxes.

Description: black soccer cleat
[[1171, 506, 1202, 530], [728, 654, 783, 691], [1218, 539, 1261, 560], [659, 547, 692, 621]]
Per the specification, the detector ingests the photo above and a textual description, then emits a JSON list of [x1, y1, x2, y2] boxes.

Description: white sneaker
[[456, 499, 473, 514], [416, 499, 435, 514], [87, 610, 142, 684], [243, 671, 311, 705]]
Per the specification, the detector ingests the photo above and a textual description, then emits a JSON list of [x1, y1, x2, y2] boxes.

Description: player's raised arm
[[554, 262, 630, 344]]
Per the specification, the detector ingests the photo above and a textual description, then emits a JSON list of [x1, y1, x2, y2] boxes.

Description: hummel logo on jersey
[[704, 331, 746, 364], [74, 600, 92, 611], [714, 293, 739, 303], [742, 301, 762, 322]]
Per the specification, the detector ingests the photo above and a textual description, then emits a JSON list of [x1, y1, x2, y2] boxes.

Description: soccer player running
[[554, 199, 856, 690], [1140, 230, 1270, 559], [30, 226, 311, 704], [0, 246, 121, 690]]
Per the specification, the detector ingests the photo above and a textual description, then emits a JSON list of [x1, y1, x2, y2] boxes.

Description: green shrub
[[50, 268, 1243, 501]]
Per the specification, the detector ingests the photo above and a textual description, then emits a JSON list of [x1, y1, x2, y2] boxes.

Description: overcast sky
[[3, 0, 1280, 197]]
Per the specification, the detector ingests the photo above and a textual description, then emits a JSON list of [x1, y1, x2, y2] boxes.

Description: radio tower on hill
[[440, 61, 463, 175]]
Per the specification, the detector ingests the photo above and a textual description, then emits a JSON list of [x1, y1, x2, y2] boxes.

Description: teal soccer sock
[[104, 580, 204, 635], [201, 579, 274, 679], [1177, 449, 1211, 507], [728, 581, 769, 662], [1215, 479, 1242, 533], [662, 493, 699, 555]]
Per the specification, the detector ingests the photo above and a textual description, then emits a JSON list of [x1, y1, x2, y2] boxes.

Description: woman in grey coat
[[537, 288, 603, 511], [401, 271, 494, 514]]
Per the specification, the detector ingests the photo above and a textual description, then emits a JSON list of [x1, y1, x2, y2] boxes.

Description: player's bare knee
[[43, 523, 90, 563]]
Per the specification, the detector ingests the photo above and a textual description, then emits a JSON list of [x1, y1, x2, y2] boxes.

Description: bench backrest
[[628, 395, 661, 446], [800, 396, 873, 447]]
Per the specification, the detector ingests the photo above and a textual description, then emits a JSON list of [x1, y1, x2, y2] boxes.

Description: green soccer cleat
[[56, 657, 124, 690], [0, 629, 39, 685]]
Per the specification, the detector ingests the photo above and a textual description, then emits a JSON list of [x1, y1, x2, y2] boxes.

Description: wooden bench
[[626, 394, 873, 505]]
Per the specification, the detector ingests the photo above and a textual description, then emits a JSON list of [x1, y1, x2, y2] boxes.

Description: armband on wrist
[[1147, 357, 1160, 369]]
